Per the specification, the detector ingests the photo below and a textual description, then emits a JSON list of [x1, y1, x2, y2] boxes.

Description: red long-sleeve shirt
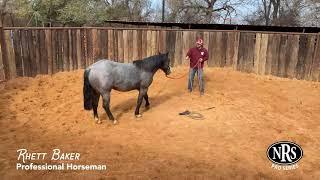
[[186, 47, 208, 69]]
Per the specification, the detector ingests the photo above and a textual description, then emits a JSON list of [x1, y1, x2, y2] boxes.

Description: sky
[[151, 0, 161, 8]]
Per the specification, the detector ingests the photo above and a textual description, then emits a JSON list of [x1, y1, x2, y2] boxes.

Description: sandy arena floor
[[0, 67, 319, 179]]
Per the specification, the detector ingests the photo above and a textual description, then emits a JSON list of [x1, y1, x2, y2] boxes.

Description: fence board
[[226, 32, 235, 67], [278, 35, 288, 77], [113, 30, 118, 61], [100, 30, 107, 59], [0, 40, 3, 80], [303, 35, 316, 80], [28, 30, 37, 76], [13, 30, 23, 76], [81, 30, 87, 68], [45, 30, 53, 74], [208, 32, 215, 67], [137, 30, 143, 59], [118, 30, 124, 62], [141, 30, 147, 58], [0, 28, 9, 79], [51, 30, 57, 73], [56, 30, 63, 71], [203, 32, 209, 67], [174, 31, 183, 66], [71, 30, 77, 69], [182, 31, 189, 66], [155, 31, 159, 54], [86, 29, 93, 65], [271, 34, 281, 76], [238, 32, 255, 72], [296, 35, 308, 79], [257, 34, 268, 75], [5, 31, 16, 78], [107, 29, 113, 60], [151, 31, 156, 55], [166, 31, 176, 66], [232, 32, 240, 70], [67, 30, 73, 70], [285, 35, 300, 78], [265, 34, 274, 75], [21, 30, 31, 76], [133, 30, 138, 60], [128, 30, 133, 62], [62, 30, 69, 71], [147, 30, 152, 57], [310, 34, 320, 81], [215, 32, 223, 67], [220, 32, 228, 67], [161, 30, 167, 55], [93, 29, 100, 62], [211, 32, 220, 67], [76, 30, 81, 69], [123, 30, 128, 62], [254, 33, 261, 74]]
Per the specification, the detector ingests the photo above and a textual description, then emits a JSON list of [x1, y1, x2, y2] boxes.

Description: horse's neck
[[148, 58, 162, 74]]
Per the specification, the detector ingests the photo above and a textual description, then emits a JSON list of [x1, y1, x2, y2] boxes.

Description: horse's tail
[[83, 69, 93, 110]]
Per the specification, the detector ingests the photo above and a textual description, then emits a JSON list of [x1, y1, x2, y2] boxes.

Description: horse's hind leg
[[102, 91, 117, 124], [144, 93, 150, 108], [92, 91, 101, 124], [135, 88, 147, 118]]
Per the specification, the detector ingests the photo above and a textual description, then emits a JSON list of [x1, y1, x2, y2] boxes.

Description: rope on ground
[[179, 106, 215, 120]]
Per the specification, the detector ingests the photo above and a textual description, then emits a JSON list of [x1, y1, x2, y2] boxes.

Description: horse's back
[[86, 59, 141, 92]]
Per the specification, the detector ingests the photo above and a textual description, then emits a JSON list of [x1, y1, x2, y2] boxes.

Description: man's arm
[[186, 49, 191, 60]]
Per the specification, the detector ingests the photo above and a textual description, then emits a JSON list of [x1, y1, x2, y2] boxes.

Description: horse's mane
[[133, 54, 163, 71]]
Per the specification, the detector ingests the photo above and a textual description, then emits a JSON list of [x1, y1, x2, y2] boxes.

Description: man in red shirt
[[185, 38, 208, 95]]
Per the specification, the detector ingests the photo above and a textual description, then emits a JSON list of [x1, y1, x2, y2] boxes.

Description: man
[[185, 38, 208, 95]]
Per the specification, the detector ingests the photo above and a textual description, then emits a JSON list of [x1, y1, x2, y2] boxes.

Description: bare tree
[[166, 0, 245, 23], [245, 0, 305, 26], [300, 0, 320, 26], [0, 0, 14, 26]]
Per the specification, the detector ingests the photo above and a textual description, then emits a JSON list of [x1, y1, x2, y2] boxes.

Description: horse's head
[[159, 52, 171, 75]]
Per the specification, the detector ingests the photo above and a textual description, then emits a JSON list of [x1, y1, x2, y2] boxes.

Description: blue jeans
[[188, 68, 204, 93]]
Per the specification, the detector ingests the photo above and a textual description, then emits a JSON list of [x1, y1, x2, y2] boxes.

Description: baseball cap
[[196, 38, 203, 45]]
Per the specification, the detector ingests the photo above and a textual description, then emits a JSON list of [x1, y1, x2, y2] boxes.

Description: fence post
[[0, 26, 9, 80]]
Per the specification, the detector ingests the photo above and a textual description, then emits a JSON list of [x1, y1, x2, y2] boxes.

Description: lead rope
[[165, 60, 201, 79], [156, 60, 201, 97]]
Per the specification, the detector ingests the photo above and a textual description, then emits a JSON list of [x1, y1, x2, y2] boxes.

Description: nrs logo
[[267, 141, 303, 170]]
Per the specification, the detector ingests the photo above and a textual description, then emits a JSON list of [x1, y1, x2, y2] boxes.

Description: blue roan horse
[[83, 53, 171, 124]]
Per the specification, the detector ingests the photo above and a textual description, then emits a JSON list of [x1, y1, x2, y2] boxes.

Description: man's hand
[[186, 56, 190, 60], [199, 58, 203, 62]]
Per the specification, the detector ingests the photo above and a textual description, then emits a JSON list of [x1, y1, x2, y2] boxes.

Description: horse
[[83, 52, 171, 124]]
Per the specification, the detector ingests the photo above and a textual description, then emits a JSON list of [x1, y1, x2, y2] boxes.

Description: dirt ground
[[0, 67, 319, 179]]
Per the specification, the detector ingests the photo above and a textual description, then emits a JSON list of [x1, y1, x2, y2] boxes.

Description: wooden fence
[[0, 27, 319, 82]]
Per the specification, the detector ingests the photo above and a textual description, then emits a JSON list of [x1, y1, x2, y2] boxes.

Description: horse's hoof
[[94, 118, 101, 124], [135, 114, 142, 118], [96, 120, 102, 124], [113, 120, 118, 125]]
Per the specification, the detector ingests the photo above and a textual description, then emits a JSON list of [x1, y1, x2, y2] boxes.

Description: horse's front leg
[[102, 91, 117, 124], [135, 88, 147, 118]]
